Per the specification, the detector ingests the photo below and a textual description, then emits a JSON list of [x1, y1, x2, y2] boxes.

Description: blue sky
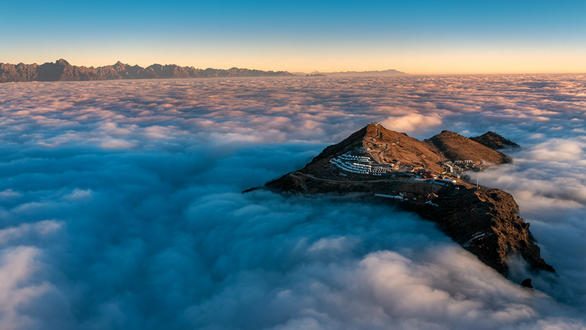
[[1, 0, 585, 73]]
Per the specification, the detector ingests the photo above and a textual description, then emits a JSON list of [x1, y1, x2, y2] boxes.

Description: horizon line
[[1, 58, 585, 76]]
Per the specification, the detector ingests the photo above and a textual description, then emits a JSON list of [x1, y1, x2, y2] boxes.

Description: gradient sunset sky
[[2, 0, 585, 73]]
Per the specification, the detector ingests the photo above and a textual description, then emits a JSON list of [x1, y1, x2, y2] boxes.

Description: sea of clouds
[[0, 75, 584, 329]]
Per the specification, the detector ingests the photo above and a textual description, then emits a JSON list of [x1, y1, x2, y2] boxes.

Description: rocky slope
[[0, 59, 292, 83], [263, 123, 554, 278], [303, 123, 511, 176], [426, 130, 512, 164], [471, 131, 520, 149]]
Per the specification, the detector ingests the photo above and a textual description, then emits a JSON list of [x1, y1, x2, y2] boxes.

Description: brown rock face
[[471, 131, 521, 150], [302, 123, 511, 178], [416, 186, 554, 274], [426, 130, 512, 164], [310, 123, 446, 172], [0, 59, 293, 83], [264, 123, 554, 277]]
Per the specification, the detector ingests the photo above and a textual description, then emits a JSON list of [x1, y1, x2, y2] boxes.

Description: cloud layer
[[0, 75, 584, 329]]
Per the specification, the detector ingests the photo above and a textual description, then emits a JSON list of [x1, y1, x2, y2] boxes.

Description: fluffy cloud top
[[381, 113, 442, 133], [0, 75, 584, 329]]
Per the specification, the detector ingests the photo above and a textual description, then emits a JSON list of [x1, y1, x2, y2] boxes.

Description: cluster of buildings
[[410, 168, 458, 184], [442, 160, 476, 174], [329, 152, 394, 176], [330, 151, 463, 186]]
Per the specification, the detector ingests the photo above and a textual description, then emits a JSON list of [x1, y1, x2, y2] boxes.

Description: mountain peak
[[471, 131, 520, 150], [438, 130, 460, 136], [427, 129, 511, 164], [305, 123, 512, 176], [0, 59, 293, 83]]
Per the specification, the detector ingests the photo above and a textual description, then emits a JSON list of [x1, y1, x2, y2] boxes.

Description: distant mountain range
[[0, 59, 293, 83], [305, 69, 406, 77]]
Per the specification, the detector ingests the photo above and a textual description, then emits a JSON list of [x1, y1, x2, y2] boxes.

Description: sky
[[1, 0, 586, 73]]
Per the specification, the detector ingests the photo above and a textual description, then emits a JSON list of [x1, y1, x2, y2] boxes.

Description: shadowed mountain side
[[0, 59, 293, 83], [471, 131, 521, 150]]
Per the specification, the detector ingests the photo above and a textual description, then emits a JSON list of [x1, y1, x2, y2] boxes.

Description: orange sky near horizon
[[6, 47, 586, 75]]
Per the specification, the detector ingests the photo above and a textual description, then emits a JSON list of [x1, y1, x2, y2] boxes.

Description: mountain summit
[[471, 131, 521, 149], [302, 123, 511, 177]]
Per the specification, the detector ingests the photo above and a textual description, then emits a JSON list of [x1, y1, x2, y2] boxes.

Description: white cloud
[[0, 189, 21, 198], [64, 188, 93, 200], [381, 113, 442, 133], [100, 139, 134, 149], [529, 139, 585, 161], [0, 75, 584, 329]]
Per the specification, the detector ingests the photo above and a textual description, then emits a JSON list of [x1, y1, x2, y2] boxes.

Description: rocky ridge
[[0, 59, 292, 83], [471, 131, 521, 149]]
